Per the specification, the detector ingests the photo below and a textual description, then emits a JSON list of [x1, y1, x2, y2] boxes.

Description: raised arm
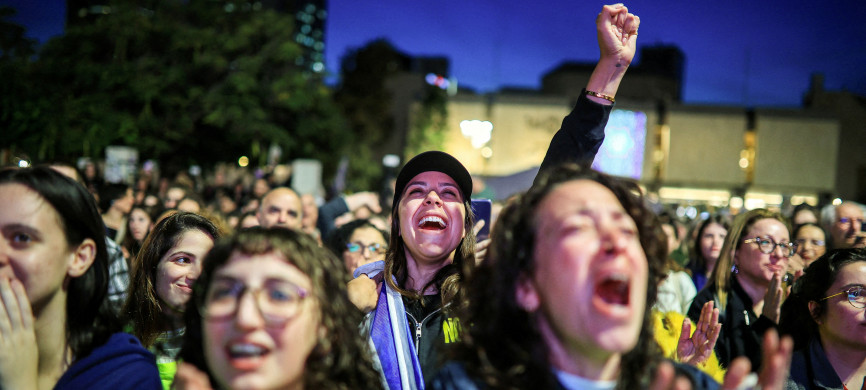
[[536, 4, 639, 181]]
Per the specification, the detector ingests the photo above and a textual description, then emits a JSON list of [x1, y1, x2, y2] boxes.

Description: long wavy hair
[[0, 166, 119, 360], [384, 183, 476, 307], [453, 164, 667, 389], [180, 227, 383, 389], [779, 248, 866, 350], [123, 211, 222, 348], [709, 209, 789, 307]]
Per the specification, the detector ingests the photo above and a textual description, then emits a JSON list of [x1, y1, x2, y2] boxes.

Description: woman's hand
[[347, 274, 382, 313], [473, 220, 490, 264], [0, 277, 37, 390], [676, 301, 721, 366], [596, 3, 639, 67], [762, 271, 785, 323], [648, 361, 693, 390], [587, 4, 640, 103], [172, 362, 213, 390]]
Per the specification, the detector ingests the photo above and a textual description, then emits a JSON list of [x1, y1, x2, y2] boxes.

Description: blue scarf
[[355, 261, 425, 390]]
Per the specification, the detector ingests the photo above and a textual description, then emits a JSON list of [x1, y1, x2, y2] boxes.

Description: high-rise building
[[65, 0, 328, 76], [260, 0, 327, 75]]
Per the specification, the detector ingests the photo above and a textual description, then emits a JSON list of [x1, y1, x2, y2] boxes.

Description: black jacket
[[688, 277, 776, 371]]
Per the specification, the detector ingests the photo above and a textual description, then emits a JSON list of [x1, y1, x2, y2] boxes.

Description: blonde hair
[[709, 209, 789, 307]]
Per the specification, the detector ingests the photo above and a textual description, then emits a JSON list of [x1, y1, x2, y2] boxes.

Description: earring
[[731, 264, 739, 274]]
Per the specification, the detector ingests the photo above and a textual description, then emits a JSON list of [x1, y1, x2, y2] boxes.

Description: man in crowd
[[256, 187, 304, 230]]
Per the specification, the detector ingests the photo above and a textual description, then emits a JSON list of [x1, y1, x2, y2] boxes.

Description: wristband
[[585, 90, 615, 103]]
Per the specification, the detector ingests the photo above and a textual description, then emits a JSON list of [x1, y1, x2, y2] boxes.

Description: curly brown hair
[[180, 227, 383, 389], [452, 163, 668, 389]]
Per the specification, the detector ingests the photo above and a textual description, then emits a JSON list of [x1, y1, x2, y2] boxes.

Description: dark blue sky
[[8, 0, 866, 107]]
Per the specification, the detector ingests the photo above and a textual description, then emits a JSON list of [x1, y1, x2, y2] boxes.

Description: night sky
[[8, 0, 866, 107]]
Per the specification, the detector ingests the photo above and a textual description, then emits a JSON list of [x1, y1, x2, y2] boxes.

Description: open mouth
[[226, 342, 270, 369], [595, 274, 630, 306], [418, 215, 447, 230]]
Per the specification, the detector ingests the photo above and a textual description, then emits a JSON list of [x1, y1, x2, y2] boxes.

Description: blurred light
[[658, 187, 731, 206], [481, 146, 493, 159], [745, 198, 766, 210], [460, 120, 493, 149], [833, 198, 843, 206], [739, 157, 749, 168], [425, 73, 450, 90], [382, 154, 400, 168], [686, 206, 698, 219], [746, 192, 783, 208], [312, 62, 324, 72], [730, 197, 744, 209], [790, 195, 818, 206], [238, 156, 249, 167], [17, 159, 30, 168]]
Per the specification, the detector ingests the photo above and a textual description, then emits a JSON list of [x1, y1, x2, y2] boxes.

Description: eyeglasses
[[743, 237, 797, 257], [821, 285, 866, 309], [345, 242, 386, 257], [794, 238, 826, 248], [200, 279, 309, 326], [836, 217, 865, 227]]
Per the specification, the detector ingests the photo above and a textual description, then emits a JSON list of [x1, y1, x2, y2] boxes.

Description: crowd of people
[[1, 3, 864, 390]]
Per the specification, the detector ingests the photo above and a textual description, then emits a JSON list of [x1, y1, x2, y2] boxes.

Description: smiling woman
[[0, 166, 160, 389], [123, 211, 223, 390]]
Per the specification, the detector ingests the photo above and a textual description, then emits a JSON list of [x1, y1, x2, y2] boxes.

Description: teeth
[[229, 344, 266, 356], [605, 273, 628, 282], [418, 216, 446, 228]]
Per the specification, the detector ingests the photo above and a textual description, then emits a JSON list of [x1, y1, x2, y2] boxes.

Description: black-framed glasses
[[743, 237, 797, 257], [794, 238, 826, 248], [200, 278, 309, 326], [820, 285, 866, 309], [345, 242, 386, 257]]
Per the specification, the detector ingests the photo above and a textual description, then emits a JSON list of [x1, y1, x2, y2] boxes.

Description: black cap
[[392, 151, 472, 208]]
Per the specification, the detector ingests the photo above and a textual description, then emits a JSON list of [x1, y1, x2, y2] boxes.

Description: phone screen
[[471, 199, 492, 241]]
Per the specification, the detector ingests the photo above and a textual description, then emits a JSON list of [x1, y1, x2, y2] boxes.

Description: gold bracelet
[[585, 90, 615, 103]]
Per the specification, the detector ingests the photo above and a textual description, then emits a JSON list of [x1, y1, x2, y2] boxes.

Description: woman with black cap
[[349, 4, 646, 388]]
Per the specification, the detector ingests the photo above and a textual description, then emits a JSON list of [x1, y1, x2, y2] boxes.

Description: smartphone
[[471, 199, 492, 241]]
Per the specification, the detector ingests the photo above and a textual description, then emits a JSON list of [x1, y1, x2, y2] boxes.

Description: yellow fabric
[[652, 310, 726, 383]]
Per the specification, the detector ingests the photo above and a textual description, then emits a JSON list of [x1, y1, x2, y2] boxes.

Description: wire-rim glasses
[[345, 242, 386, 257], [199, 278, 309, 326], [821, 285, 866, 309], [743, 237, 797, 257]]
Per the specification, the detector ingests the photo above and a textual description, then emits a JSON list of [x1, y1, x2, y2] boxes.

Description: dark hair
[[779, 248, 866, 350], [791, 203, 819, 224], [326, 219, 389, 259], [792, 222, 826, 242], [453, 164, 667, 389], [123, 211, 222, 347], [690, 214, 731, 276], [0, 166, 118, 360], [180, 227, 383, 389], [121, 203, 164, 259], [98, 182, 130, 213]]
